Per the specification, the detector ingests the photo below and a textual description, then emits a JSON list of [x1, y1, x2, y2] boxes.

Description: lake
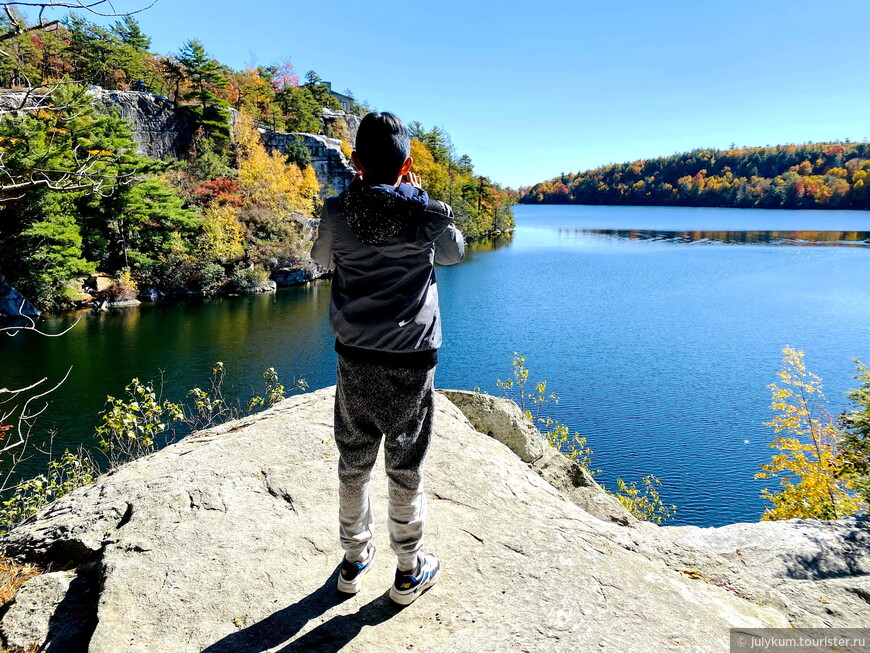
[[3, 204, 869, 526]]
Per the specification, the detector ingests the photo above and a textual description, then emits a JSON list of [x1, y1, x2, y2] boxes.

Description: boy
[[311, 112, 464, 605]]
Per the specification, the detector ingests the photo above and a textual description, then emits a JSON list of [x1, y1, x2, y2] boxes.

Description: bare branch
[[0, 1, 157, 43], [3, 0, 155, 16], [0, 17, 57, 42], [0, 301, 80, 337]]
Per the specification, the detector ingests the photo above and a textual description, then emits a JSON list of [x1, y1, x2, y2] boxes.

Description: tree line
[[409, 122, 515, 240], [522, 143, 870, 210]]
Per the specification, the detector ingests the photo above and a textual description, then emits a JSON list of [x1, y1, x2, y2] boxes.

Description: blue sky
[[47, 0, 870, 188]]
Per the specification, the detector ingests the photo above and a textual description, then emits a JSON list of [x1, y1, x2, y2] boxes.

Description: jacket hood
[[339, 179, 430, 245]]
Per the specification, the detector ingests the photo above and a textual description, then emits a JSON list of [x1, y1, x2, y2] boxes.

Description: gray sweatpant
[[334, 355, 435, 570]]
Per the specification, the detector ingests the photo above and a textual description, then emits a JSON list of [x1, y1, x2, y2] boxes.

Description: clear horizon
[[32, 0, 870, 188]]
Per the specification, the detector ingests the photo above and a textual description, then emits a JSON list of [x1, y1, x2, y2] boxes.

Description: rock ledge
[[0, 387, 866, 652]]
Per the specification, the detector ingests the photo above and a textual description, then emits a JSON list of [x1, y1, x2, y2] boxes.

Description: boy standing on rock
[[311, 112, 464, 605]]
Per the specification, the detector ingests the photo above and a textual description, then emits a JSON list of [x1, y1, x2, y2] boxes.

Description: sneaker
[[336, 544, 376, 594], [389, 553, 441, 605]]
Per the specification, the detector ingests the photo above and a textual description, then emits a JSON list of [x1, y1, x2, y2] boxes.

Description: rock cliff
[[0, 88, 358, 194], [92, 89, 196, 160], [261, 130, 355, 195], [0, 388, 866, 652]]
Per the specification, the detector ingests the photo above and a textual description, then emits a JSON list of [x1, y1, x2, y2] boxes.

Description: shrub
[[95, 268, 139, 302], [840, 360, 870, 504], [497, 352, 595, 469], [95, 379, 184, 470], [228, 265, 270, 292], [613, 475, 676, 524], [325, 117, 349, 141], [756, 346, 864, 520], [188, 261, 227, 295], [0, 363, 308, 534], [0, 449, 98, 534]]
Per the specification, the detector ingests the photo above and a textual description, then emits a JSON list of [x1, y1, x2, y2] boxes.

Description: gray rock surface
[[0, 387, 866, 652], [0, 566, 97, 652], [441, 389, 636, 526], [661, 517, 870, 627], [272, 258, 329, 287], [90, 89, 195, 160]]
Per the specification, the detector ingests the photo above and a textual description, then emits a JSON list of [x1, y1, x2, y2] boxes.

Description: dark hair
[[354, 111, 410, 178]]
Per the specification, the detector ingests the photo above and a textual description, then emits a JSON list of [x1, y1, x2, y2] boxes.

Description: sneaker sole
[[336, 547, 376, 594], [388, 574, 438, 605]]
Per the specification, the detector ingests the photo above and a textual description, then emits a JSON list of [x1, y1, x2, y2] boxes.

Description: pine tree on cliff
[[178, 39, 230, 141]]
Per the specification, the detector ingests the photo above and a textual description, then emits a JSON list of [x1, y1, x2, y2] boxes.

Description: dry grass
[[0, 556, 43, 652], [0, 556, 41, 607]]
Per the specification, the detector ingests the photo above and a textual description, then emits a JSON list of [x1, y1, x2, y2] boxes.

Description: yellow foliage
[[118, 267, 138, 293], [756, 346, 864, 520], [234, 111, 320, 216], [340, 139, 353, 162], [197, 204, 245, 263], [409, 139, 450, 201]]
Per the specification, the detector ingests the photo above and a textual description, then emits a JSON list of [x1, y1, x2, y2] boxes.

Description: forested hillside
[[522, 143, 870, 210], [0, 8, 513, 310]]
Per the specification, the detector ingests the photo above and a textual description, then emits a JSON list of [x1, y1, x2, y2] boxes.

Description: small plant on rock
[[247, 367, 308, 412], [497, 352, 596, 470], [496, 352, 676, 522], [613, 475, 676, 524], [96, 379, 184, 469], [0, 449, 98, 534]]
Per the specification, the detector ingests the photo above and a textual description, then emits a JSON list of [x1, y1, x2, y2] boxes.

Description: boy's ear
[[399, 157, 413, 175]]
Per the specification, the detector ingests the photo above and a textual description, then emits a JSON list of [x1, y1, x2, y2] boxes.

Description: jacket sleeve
[[434, 203, 465, 266], [310, 204, 335, 271]]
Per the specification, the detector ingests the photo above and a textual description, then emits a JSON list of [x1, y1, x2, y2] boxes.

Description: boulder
[[0, 279, 39, 318], [137, 288, 163, 302], [0, 566, 98, 652], [660, 517, 870, 627], [85, 274, 114, 294], [0, 387, 866, 652], [272, 258, 330, 287], [105, 298, 142, 309]]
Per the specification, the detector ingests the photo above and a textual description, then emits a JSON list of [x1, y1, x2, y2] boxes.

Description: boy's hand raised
[[404, 171, 422, 188]]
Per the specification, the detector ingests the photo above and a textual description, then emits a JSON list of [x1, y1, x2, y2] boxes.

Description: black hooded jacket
[[311, 179, 465, 360]]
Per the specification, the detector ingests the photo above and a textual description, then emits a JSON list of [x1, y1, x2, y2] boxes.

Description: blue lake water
[[3, 204, 869, 526]]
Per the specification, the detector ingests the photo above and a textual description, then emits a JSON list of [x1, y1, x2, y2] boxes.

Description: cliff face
[[0, 88, 357, 195], [0, 388, 866, 653], [92, 89, 196, 160], [261, 130, 355, 195]]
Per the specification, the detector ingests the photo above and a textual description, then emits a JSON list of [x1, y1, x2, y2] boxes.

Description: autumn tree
[[522, 142, 870, 210], [756, 347, 864, 520], [233, 110, 318, 262]]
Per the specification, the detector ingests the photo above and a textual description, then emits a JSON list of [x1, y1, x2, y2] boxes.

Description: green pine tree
[[178, 39, 231, 141]]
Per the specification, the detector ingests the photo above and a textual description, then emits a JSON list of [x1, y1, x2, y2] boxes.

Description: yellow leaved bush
[[757, 346, 864, 520]]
